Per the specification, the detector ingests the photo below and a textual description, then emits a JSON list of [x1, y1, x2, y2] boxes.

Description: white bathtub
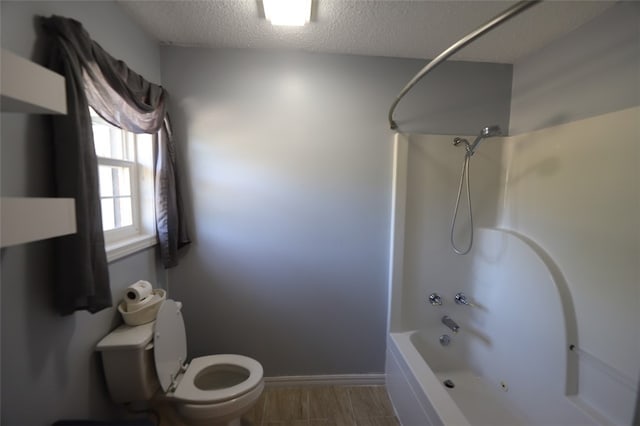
[[384, 226, 613, 425], [386, 135, 634, 425], [385, 225, 607, 425], [386, 330, 601, 426]]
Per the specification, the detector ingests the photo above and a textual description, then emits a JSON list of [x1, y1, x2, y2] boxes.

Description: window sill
[[106, 234, 157, 263]]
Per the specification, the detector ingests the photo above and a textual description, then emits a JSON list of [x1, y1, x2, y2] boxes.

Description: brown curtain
[[42, 15, 190, 314]]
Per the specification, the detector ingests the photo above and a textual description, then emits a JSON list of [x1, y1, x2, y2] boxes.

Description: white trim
[[98, 157, 136, 167], [264, 374, 386, 388], [91, 110, 157, 258], [97, 134, 140, 235], [104, 223, 139, 244], [388, 133, 409, 334], [106, 234, 157, 263]]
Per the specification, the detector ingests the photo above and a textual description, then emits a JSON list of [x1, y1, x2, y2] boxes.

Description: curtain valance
[[42, 15, 190, 314]]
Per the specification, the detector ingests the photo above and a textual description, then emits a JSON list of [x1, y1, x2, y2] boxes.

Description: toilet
[[96, 299, 264, 426]]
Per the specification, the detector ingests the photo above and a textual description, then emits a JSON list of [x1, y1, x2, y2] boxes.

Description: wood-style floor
[[241, 385, 400, 426]]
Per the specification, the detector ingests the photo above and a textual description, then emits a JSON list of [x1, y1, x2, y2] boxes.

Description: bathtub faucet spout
[[442, 315, 460, 333]]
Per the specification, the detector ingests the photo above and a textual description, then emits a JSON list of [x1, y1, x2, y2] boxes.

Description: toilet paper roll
[[125, 295, 153, 312], [125, 280, 153, 303]]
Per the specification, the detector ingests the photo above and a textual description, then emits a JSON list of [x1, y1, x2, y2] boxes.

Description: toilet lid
[[154, 299, 188, 392]]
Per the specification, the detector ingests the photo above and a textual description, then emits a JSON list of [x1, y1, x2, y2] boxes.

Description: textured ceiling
[[118, 0, 616, 64]]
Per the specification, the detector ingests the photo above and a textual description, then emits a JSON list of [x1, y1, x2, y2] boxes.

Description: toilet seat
[[154, 300, 264, 405], [172, 354, 263, 404]]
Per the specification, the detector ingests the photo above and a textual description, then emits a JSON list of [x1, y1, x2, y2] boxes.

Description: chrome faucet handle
[[455, 292, 475, 307], [428, 293, 442, 306]]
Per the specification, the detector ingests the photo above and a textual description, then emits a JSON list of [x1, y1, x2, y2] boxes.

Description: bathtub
[[386, 134, 634, 425], [386, 330, 601, 426], [385, 225, 610, 425]]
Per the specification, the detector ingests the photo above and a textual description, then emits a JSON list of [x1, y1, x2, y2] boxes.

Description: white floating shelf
[[1, 48, 67, 114], [1, 197, 76, 248]]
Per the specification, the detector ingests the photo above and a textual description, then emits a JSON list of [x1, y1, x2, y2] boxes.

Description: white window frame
[[91, 110, 157, 262]]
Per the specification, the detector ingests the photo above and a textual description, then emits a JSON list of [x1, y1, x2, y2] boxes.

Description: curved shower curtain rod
[[388, 0, 542, 131]]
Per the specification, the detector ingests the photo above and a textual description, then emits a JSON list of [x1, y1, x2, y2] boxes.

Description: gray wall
[[1, 1, 164, 424], [509, 1, 640, 135], [160, 47, 512, 376]]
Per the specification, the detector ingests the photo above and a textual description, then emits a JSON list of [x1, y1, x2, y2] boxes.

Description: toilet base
[[153, 381, 264, 426], [178, 383, 264, 425], [153, 403, 242, 426]]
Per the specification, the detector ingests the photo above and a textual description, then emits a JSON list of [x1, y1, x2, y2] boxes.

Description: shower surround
[[385, 107, 639, 425]]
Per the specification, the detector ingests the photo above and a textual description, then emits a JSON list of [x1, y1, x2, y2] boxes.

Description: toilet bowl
[[172, 358, 265, 426], [96, 299, 264, 426], [169, 357, 264, 426]]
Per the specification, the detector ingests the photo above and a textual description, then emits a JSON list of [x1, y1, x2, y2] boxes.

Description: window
[[90, 108, 156, 261]]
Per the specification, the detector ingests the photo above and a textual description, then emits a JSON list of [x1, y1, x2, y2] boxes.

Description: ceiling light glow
[[263, 0, 312, 27]]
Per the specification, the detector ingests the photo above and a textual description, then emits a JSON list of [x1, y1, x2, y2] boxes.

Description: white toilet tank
[[96, 321, 160, 403]]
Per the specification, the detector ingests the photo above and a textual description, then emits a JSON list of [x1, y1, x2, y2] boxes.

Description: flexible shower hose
[[450, 152, 473, 255]]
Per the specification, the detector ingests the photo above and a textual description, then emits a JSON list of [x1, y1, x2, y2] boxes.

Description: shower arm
[[387, 0, 541, 131]]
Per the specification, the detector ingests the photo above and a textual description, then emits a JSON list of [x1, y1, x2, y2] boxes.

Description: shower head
[[469, 125, 502, 154]]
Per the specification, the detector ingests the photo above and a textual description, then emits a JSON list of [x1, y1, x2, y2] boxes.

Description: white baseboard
[[264, 374, 386, 387]]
